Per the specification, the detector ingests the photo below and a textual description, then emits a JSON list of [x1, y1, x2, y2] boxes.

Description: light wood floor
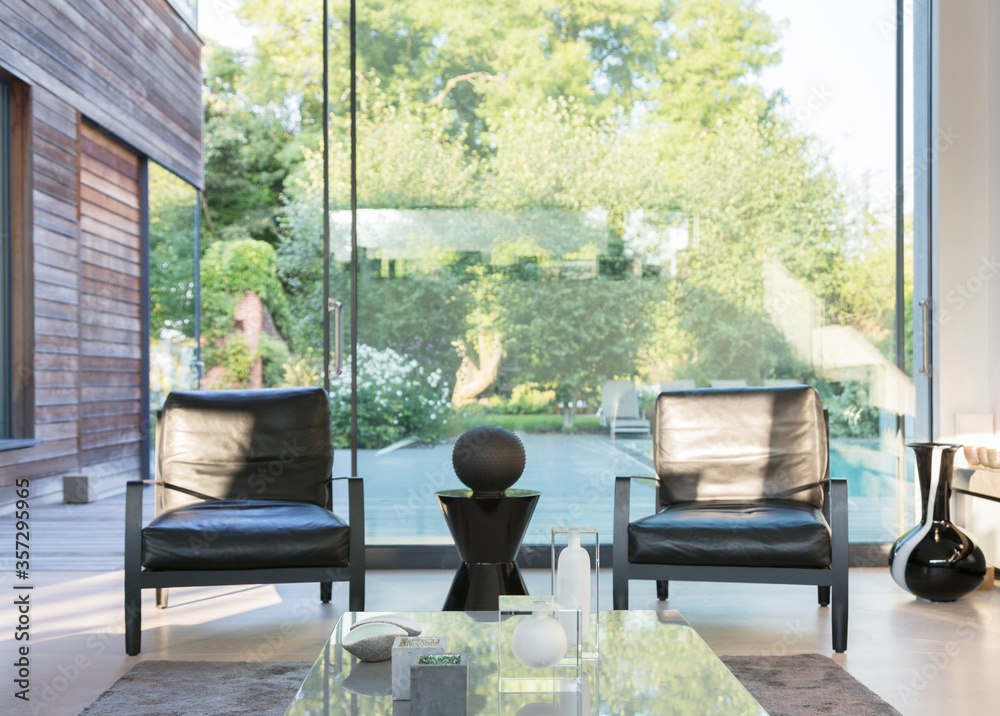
[[2, 493, 998, 715]]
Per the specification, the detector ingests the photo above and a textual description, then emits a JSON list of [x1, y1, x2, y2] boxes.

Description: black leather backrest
[[654, 385, 827, 508], [156, 387, 332, 511]]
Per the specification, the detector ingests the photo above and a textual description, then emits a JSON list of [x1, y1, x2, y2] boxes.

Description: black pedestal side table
[[436, 488, 540, 611]]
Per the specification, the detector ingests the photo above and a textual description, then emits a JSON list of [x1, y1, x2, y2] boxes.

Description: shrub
[[281, 353, 322, 387], [206, 334, 254, 388], [201, 238, 288, 341], [257, 334, 291, 388], [329, 345, 452, 449], [449, 412, 602, 434], [505, 383, 557, 414]]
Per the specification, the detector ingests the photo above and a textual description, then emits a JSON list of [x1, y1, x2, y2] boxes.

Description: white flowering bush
[[330, 344, 452, 449]]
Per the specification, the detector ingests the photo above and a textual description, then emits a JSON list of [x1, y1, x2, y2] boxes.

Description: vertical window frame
[[0, 78, 11, 438], [0, 70, 35, 445]]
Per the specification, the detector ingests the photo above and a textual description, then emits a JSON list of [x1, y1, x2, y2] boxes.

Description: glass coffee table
[[286, 610, 766, 715]]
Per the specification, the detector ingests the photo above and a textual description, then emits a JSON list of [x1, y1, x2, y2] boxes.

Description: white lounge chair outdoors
[[710, 379, 748, 388], [660, 379, 696, 391], [599, 380, 651, 441]]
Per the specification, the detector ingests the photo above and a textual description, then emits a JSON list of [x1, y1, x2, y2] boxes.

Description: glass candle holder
[[498, 595, 582, 696]]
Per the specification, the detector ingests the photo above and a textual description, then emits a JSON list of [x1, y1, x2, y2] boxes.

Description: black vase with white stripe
[[889, 442, 987, 601]]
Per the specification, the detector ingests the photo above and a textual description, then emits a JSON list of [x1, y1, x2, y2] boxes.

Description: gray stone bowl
[[342, 622, 407, 663]]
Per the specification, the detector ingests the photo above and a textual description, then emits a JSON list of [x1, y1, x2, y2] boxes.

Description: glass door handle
[[919, 297, 933, 378], [329, 299, 344, 377], [190, 360, 205, 387]]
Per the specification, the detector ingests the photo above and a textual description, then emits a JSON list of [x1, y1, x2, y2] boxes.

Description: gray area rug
[[79, 661, 310, 716], [82, 655, 901, 715], [720, 654, 902, 715]]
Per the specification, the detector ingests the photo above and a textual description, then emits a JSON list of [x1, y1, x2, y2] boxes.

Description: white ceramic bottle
[[556, 529, 591, 642]]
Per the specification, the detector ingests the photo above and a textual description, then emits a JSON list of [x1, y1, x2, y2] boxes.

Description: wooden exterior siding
[[0, 100, 144, 500], [0, 87, 81, 495], [0, 1, 201, 505], [78, 124, 142, 475], [0, 0, 202, 188]]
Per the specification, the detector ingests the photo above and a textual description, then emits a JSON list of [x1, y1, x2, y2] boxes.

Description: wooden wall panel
[[1, 113, 145, 496], [78, 123, 142, 471], [0, 1, 203, 500], [0, 0, 202, 187], [0, 87, 80, 484]]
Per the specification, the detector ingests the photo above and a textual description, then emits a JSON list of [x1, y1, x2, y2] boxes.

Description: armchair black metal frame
[[125, 388, 365, 655], [612, 389, 849, 653], [125, 477, 364, 655]]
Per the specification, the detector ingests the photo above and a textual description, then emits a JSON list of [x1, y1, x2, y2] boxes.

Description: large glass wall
[[198, 0, 913, 547], [321, 0, 907, 545]]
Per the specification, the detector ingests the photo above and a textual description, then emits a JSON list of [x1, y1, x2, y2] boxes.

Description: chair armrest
[[614, 475, 658, 511], [829, 477, 849, 565], [615, 475, 632, 514], [614, 476, 656, 568], [125, 481, 145, 572], [345, 477, 365, 572], [126, 481, 145, 524]]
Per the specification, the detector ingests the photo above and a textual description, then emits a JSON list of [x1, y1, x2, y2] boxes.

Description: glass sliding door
[[148, 163, 200, 411], [308, 0, 912, 548], [746, 0, 911, 543], [911, 0, 933, 443]]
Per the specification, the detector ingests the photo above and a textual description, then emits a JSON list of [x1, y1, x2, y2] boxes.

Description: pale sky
[[758, 0, 903, 210], [199, 0, 253, 48], [198, 0, 904, 205]]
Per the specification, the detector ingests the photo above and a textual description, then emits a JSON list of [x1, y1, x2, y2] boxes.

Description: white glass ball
[[511, 611, 568, 669]]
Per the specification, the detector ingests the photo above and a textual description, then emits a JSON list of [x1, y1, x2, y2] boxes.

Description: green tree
[[670, 96, 849, 382], [233, 0, 875, 409], [149, 165, 198, 338], [833, 197, 913, 371], [203, 43, 301, 246], [652, 0, 782, 129], [201, 239, 290, 382], [237, 0, 781, 140], [495, 278, 658, 428]]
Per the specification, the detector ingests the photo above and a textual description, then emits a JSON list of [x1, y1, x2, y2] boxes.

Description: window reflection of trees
[[202, 0, 903, 541]]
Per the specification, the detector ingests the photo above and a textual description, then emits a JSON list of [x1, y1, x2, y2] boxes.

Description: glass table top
[[285, 610, 766, 716]]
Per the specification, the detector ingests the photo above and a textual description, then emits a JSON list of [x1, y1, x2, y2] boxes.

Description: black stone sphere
[[452, 425, 526, 497]]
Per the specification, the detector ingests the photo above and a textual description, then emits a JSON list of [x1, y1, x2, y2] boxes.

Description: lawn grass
[[450, 413, 604, 435]]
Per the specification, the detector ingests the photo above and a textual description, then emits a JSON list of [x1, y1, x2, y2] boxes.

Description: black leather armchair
[[613, 385, 848, 652], [124, 387, 364, 655]]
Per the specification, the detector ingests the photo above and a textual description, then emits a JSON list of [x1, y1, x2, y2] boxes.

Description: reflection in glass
[[148, 163, 199, 411], [226, 0, 911, 545], [286, 611, 765, 716]]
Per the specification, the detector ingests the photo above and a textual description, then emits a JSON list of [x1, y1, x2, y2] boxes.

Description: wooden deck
[[10, 486, 154, 572]]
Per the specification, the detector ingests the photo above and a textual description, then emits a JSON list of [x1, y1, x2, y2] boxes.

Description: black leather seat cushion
[[142, 500, 350, 571], [628, 500, 832, 568]]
